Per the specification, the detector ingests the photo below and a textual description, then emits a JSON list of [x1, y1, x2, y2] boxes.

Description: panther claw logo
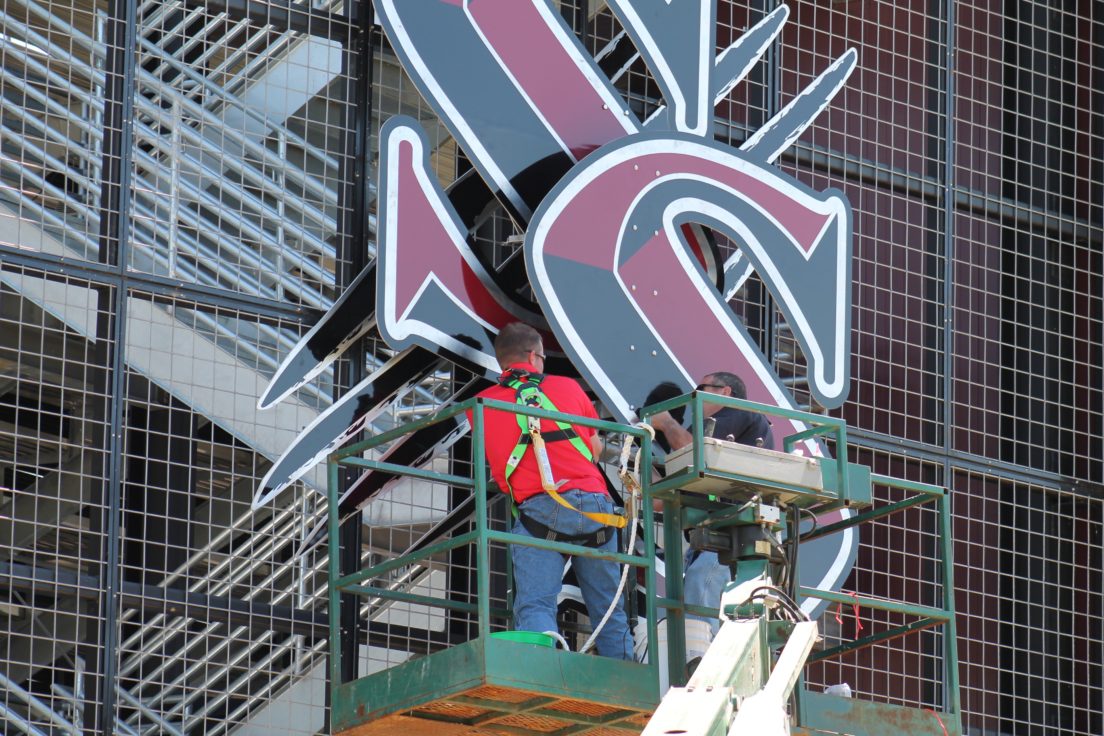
[[255, 0, 858, 614]]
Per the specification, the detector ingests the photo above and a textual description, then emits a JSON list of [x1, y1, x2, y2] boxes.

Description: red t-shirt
[[468, 363, 606, 503]]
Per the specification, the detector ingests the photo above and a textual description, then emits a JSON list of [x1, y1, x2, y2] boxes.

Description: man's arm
[[650, 410, 693, 451]]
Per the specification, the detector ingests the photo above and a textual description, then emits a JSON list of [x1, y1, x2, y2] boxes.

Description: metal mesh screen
[[0, 0, 363, 731], [114, 292, 332, 735], [0, 0, 106, 263], [804, 448, 949, 710], [0, 1, 1100, 734], [126, 3, 357, 309], [0, 262, 112, 733], [952, 469, 1103, 735]]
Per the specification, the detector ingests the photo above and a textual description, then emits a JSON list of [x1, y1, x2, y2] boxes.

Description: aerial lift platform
[[325, 391, 961, 735]]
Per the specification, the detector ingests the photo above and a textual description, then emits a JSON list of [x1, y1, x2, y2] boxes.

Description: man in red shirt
[[470, 322, 632, 659]]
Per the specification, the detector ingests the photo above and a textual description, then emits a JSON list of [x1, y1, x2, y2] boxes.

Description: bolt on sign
[[256, 0, 859, 616]]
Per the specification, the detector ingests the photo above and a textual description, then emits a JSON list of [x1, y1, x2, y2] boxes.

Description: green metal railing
[[639, 390, 858, 506], [326, 391, 961, 735], [326, 396, 663, 690], [637, 392, 960, 733], [795, 473, 962, 735]]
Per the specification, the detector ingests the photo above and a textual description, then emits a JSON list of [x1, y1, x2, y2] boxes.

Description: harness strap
[[499, 369, 626, 530], [516, 428, 578, 444], [515, 385, 593, 463], [517, 512, 614, 549], [543, 486, 627, 528]]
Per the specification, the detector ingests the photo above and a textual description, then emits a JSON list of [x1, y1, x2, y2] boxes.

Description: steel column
[[93, 0, 139, 729]]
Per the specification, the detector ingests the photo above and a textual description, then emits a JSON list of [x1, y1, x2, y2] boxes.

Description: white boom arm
[[643, 618, 818, 736]]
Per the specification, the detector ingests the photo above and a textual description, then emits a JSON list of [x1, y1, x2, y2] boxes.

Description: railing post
[[472, 400, 492, 639], [691, 391, 704, 475], [940, 492, 962, 728], [275, 128, 288, 302], [168, 97, 181, 278], [663, 494, 687, 687], [835, 423, 849, 500], [328, 458, 343, 691], [640, 436, 661, 686]]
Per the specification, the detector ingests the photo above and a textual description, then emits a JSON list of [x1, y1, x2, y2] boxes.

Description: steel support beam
[[0, 562, 327, 640], [192, 0, 353, 44]]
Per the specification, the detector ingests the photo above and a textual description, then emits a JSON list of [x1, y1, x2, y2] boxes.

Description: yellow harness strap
[[529, 429, 627, 529]]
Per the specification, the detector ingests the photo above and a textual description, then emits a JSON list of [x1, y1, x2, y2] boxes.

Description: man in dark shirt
[[649, 371, 773, 644], [469, 323, 632, 659], [650, 371, 773, 452]]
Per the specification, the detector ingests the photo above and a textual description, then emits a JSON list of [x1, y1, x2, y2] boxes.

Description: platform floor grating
[[336, 681, 654, 736]]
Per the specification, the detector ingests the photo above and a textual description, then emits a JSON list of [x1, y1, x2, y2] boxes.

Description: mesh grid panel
[[0, 0, 106, 263], [115, 292, 329, 735], [126, 3, 356, 308], [0, 1, 1100, 734], [0, 263, 112, 732]]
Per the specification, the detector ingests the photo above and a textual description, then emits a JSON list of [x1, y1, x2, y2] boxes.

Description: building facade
[[0, 1, 1099, 734]]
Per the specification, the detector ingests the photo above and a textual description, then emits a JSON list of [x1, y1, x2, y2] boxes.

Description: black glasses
[[695, 383, 724, 391], [530, 350, 545, 361]]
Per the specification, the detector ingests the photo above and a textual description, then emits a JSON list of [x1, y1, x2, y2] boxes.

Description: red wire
[[836, 594, 863, 638], [924, 708, 949, 736], [850, 591, 863, 636]]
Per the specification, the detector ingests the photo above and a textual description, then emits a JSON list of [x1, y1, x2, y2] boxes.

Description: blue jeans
[[684, 550, 731, 636], [510, 490, 633, 659]]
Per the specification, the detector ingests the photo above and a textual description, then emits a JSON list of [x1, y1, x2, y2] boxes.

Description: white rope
[[542, 630, 571, 650], [618, 423, 655, 480], [578, 493, 638, 655], [579, 423, 654, 655]]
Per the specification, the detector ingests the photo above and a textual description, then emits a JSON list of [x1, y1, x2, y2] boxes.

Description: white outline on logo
[[378, 122, 542, 376], [464, 0, 638, 160], [529, 136, 850, 414]]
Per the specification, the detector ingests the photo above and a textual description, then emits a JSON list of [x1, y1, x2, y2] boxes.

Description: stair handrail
[[9, 0, 340, 240], [0, 81, 339, 402], [0, 11, 338, 281], [137, 20, 341, 178]]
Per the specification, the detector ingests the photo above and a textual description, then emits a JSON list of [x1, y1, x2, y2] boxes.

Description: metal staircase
[[3, 0, 343, 303], [0, 0, 390, 732], [0, 0, 341, 407]]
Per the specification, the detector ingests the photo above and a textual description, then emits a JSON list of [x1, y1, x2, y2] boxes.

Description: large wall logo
[[255, 1, 858, 613]]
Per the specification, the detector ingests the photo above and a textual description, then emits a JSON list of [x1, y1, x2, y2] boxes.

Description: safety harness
[[498, 368, 626, 548]]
